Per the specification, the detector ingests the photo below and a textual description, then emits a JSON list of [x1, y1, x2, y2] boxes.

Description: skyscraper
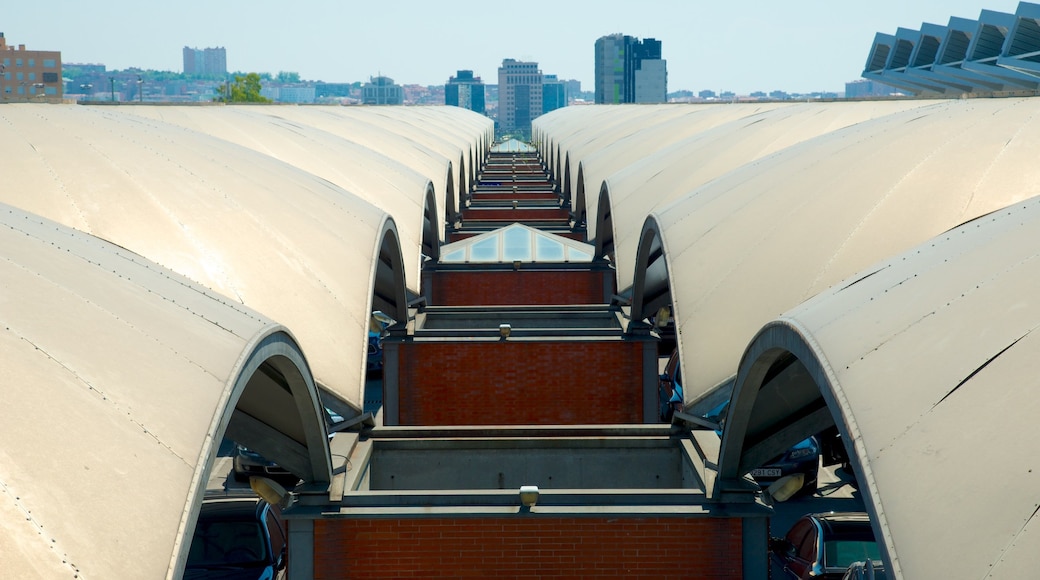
[[542, 74, 565, 115], [183, 46, 227, 77], [594, 34, 667, 104], [445, 70, 486, 114], [497, 59, 542, 137]]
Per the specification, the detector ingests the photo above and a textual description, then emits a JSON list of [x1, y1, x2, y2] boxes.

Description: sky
[[3, 0, 1027, 95]]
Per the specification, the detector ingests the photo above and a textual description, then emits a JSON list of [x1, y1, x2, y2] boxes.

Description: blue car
[[705, 401, 820, 497]]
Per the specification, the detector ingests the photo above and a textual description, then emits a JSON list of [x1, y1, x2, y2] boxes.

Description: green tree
[[214, 73, 271, 103], [276, 71, 301, 83]]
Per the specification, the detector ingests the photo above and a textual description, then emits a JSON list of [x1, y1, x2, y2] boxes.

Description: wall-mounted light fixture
[[519, 485, 539, 507], [499, 323, 512, 339]]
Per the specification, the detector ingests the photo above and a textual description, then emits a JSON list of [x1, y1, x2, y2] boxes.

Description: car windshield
[[187, 519, 269, 568], [824, 539, 881, 570]]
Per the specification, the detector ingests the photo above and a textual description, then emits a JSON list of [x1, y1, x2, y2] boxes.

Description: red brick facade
[[312, 516, 743, 579], [395, 340, 645, 425], [426, 269, 610, 306]]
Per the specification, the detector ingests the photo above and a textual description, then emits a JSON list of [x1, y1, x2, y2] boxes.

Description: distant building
[[542, 74, 566, 115], [594, 34, 667, 104], [261, 85, 316, 104], [845, 79, 902, 98], [183, 46, 227, 77], [445, 70, 486, 114], [497, 59, 542, 137], [0, 32, 63, 101], [362, 76, 404, 105]]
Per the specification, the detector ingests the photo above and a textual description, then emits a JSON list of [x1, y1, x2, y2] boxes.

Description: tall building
[[542, 74, 566, 115], [445, 70, 486, 114], [497, 59, 542, 137], [594, 34, 667, 104], [0, 32, 63, 100], [362, 76, 404, 105], [183, 46, 227, 77]]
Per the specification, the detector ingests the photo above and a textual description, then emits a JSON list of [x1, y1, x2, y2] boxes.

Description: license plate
[[750, 468, 782, 478]]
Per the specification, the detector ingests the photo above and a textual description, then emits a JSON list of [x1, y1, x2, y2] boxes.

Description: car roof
[[809, 512, 874, 538]]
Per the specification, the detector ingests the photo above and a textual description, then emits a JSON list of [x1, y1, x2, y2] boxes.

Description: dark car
[[232, 407, 345, 482], [770, 511, 882, 580], [367, 311, 393, 374], [704, 400, 820, 497], [185, 491, 287, 579], [232, 444, 293, 482]]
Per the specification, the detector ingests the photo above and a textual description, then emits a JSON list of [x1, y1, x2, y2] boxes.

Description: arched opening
[[573, 163, 589, 236], [630, 218, 672, 328], [217, 329, 334, 487], [715, 321, 887, 564], [371, 217, 410, 326], [562, 153, 572, 211], [458, 152, 468, 208], [594, 181, 616, 263], [445, 162, 457, 232], [421, 181, 441, 263]]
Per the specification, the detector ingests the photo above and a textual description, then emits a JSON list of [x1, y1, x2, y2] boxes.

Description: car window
[[785, 519, 815, 558], [265, 508, 286, 555], [188, 520, 268, 566], [824, 540, 881, 570]]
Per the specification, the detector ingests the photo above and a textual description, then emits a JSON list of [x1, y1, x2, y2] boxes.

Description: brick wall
[[396, 340, 644, 425], [460, 208, 570, 222], [312, 516, 743, 579], [426, 270, 610, 306]]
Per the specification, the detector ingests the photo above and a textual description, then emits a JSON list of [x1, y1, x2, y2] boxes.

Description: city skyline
[[4, 0, 1025, 95]]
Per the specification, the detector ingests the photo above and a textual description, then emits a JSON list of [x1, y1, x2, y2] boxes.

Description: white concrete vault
[[0, 203, 332, 579], [0, 103, 413, 414], [622, 96, 1040, 408], [719, 195, 1040, 580]]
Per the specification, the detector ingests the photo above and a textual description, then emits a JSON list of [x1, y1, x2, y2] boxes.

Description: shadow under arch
[[630, 216, 673, 327], [562, 152, 572, 210], [573, 162, 589, 235], [458, 152, 468, 209], [718, 319, 894, 576], [371, 216, 410, 326], [444, 161, 457, 231], [421, 181, 441, 263], [593, 180, 616, 263]]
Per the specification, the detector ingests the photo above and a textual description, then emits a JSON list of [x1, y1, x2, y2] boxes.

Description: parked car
[[232, 444, 293, 482], [704, 400, 820, 497], [232, 407, 345, 482], [185, 491, 287, 579], [770, 511, 881, 580], [842, 559, 886, 580], [367, 311, 393, 374]]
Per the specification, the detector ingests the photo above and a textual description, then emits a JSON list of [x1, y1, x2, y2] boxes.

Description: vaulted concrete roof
[[586, 100, 931, 290], [722, 195, 1040, 580], [120, 105, 442, 281], [629, 96, 1040, 405], [0, 203, 331, 579], [0, 104, 408, 413]]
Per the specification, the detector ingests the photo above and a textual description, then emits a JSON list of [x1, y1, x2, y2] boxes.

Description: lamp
[[519, 485, 539, 507], [499, 323, 512, 339], [250, 476, 292, 508]]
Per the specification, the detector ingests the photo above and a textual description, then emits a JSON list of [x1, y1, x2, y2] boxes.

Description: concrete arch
[[574, 162, 589, 233], [630, 215, 673, 327], [562, 152, 573, 211], [445, 160, 458, 228], [593, 180, 616, 263], [371, 216, 410, 325], [718, 319, 895, 577], [421, 181, 441, 262]]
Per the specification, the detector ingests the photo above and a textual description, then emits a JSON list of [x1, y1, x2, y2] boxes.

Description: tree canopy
[[214, 73, 271, 103]]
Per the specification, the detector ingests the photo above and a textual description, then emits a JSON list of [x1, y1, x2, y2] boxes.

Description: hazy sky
[[3, 0, 1025, 94]]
